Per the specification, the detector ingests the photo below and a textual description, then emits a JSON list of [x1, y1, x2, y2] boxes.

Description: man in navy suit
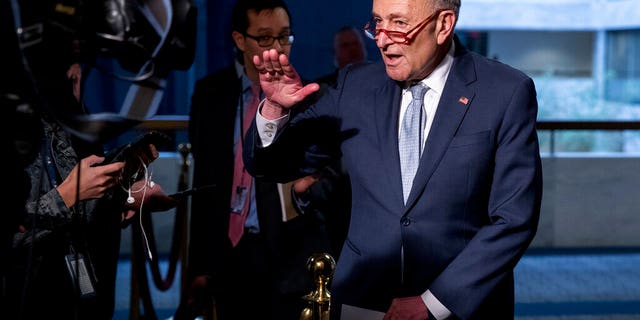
[[244, 0, 543, 319]]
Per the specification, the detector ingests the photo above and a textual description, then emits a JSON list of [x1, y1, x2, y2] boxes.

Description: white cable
[[120, 156, 149, 203], [138, 177, 153, 261], [118, 155, 154, 260]]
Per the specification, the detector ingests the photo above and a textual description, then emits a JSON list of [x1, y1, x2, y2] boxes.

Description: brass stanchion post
[[300, 253, 336, 320]]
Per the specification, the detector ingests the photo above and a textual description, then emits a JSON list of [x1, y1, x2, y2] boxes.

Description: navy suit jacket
[[245, 38, 542, 320]]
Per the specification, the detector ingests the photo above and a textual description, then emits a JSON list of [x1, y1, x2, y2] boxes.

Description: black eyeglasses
[[243, 33, 295, 47], [363, 9, 444, 45]]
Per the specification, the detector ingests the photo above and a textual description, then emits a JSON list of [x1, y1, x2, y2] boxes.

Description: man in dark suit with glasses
[[245, 0, 543, 319]]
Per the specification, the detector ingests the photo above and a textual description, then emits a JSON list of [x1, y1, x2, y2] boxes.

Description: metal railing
[[536, 120, 640, 155], [138, 116, 640, 156]]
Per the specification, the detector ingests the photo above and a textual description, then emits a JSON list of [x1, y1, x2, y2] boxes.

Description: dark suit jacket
[[187, 64, 331, 304], [245, 37, 543, 320]]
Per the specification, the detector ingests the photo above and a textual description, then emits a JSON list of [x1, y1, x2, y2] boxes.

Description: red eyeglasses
[[363, 9, 445, 45]]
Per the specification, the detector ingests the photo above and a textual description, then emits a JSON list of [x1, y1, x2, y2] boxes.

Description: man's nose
[[376, 31, 394, 48]]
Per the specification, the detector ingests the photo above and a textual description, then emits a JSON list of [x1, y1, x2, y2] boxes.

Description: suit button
[[401, 217, 411, 226]]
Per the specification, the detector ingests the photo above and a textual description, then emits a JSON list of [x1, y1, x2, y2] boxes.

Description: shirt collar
[[416, 40, 455, 95], [235, 60, 253, 93]]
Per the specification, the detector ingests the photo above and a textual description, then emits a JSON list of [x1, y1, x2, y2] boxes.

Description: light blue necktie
[[399, 84, 428, 204]]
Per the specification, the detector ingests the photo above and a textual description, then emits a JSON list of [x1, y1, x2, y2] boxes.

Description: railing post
[[300, 253, 336, 320]]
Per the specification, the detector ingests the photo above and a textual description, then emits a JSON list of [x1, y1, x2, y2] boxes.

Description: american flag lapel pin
[[458, 96, 469, 105]]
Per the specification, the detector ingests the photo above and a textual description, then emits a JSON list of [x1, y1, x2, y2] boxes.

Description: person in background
[[181, 0, 333, 319], [315, 25, 369, 90], [245, 0, 543, 319], [67, 62, 82, 102], [3, 19, 178, 318], [5, 89, 178, 320]]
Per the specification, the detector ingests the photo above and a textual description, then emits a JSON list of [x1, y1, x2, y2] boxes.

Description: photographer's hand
[[121, 181, 180, 221], [57, 154, 125, 208]]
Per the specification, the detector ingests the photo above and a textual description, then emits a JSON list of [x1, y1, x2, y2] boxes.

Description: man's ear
[[436, 10, 456, 45], [232, 31, 246, 53]]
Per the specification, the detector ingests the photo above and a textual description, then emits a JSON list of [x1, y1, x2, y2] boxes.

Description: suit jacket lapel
[[405, 44, 477, 209], [375, 79, 405, 206]]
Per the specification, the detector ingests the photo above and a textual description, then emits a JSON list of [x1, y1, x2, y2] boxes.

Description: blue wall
[[286, 1, 380, 80]]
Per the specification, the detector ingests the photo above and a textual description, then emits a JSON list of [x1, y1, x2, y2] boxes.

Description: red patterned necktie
[[228, 83, 261, 247]]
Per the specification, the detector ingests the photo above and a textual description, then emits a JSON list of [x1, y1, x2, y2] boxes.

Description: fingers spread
[[262, 49, 285, 76], [253, 54, 268, 74], [279, 53, 292, 73]]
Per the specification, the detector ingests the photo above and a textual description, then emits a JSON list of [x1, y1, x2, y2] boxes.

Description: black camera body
[[0, 0, 196, 258]]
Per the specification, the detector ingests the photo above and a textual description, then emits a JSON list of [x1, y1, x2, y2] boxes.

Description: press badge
[[65, 253, 97, 298], [231, 186, 248, 213]]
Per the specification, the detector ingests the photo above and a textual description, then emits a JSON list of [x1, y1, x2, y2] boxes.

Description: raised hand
[[253, 48, 320, 119]]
